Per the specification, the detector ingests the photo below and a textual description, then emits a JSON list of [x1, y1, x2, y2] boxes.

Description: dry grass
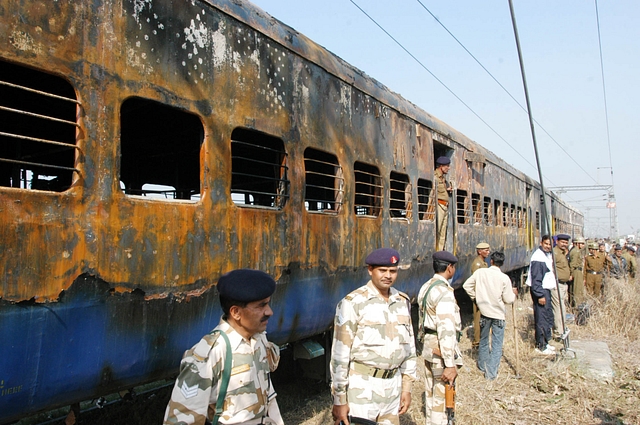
[[281, 277, 640, 425]]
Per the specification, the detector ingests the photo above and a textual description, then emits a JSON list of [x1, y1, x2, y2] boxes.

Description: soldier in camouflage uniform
[[331, 248, 417, 425], [164, 269, 284, 425], [417, 251, 463, 425], [470, 242, 490, 348]]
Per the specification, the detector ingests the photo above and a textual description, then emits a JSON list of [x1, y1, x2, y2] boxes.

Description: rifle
[[445, 381, 456, 425]]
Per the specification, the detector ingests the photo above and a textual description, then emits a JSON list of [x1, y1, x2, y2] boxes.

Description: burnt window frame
[[502, 202, 509, 227], [471, 193, 482, 225], [417, 178, 435, 221], [230, 128, 289, 210], [389, 171, 412, 219], [0, 59, 80, 192], [494, 199, 502, 226], [303, 147, 344, 214], [456, 189, 470, 224], [483, 196, 493, 226], [120, 97, 204, 201], [353, 161, 382, 218]]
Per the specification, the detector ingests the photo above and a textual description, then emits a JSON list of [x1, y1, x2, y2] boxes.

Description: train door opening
[[432, 141, 454, 252]]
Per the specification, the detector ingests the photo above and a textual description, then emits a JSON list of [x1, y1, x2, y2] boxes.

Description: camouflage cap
[[588, 242, 598, 250], [574, 236, 585, 243]]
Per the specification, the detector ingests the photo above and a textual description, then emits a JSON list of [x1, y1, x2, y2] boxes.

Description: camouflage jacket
[[417, 274, 463, 368], [164, 318, 282, 425], [330, 281, 417, 405]]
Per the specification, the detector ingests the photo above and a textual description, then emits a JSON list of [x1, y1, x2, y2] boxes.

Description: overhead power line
[[347, 0, 566, 189], [414, 0, 598, 185]]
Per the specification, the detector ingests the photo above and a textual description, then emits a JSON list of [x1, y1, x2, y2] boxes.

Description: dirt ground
[[21, 278, 640, 425]]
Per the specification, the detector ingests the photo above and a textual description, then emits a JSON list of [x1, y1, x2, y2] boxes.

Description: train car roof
[[207, 0, 579, 213]]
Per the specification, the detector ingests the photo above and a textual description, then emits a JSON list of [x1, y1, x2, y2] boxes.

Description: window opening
[[502, 202, 509, 226], [471, 193, 481, 224], [120, 97, 203, 201], [456, 190, 469, 224], [535, 211, 540, 230], [0, 59, 80, 191], [231, 128, 289, 209], [510, 204, 516, 227], [354, 161, 381, 217], [494, 199, 501, 226], [417, 179, 435, 221], [389, 171, 412, 219], [304, 148, 343, 214], [517, 206, 523, 228], [483, 196, 492, 225]]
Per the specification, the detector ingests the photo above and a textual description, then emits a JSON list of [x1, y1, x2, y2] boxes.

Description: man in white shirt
[[463, 251, 516, 379]]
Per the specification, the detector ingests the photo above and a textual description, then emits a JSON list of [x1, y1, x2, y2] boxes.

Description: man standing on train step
[[470, 242, 490, 348], [331, 248, 417, 425], [434, 156, 453, 251], [551, 234, 572, 340], [164, 269, 284, 425], [417, 251, 463, 424]]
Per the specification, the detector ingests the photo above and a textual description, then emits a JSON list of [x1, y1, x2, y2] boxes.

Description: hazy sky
[[248, 0, 639, 239]]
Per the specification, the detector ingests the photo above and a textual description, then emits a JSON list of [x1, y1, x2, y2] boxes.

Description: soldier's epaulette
[[344, 285, 368, 301], [396, 290, 410, 301], [192, 331, 223, 361]]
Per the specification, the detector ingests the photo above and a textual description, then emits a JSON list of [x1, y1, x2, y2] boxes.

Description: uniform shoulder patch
[[396, 290, 410, 301], [180, 381, 199, 399], [344, 285, 368, 301], [192, 331, 222, 361]]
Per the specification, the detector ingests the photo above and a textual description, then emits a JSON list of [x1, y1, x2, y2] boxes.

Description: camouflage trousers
[[423, 358, 448, 425], [347, 368, 402, 425]]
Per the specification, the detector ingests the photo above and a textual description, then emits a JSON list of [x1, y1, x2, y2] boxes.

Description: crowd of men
[[160, 234, 638, 425]]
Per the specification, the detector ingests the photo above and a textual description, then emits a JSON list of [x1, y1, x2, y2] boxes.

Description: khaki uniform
[[622, 251, 637, 279], [569, 246, 586, 305], [551, 246, 571, 336], [164, 319, 283, 425], [470, 255, 488, 346], [418, 275, 463, 425], [434, 168, 450, 251], [331, 281, 417, 425], [585, 252, 605, 297]]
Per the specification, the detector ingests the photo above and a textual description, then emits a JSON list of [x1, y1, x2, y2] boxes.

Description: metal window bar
[[417, 180, 435, 221], [483, 197, 493, 225], [494, 201, 501, 226], [0, 73, 81, 190], [472, 194, 482, 224], [502, 203, 509, 227], [457, 191, 470, 224], [304, 158, 345, 213], [389, 173, 412, 219], [354, 165, 382, 217]]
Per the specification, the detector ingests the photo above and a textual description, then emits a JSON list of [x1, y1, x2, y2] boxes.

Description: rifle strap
[[211, 330, 232, 425], [419, 279, 448, 331]]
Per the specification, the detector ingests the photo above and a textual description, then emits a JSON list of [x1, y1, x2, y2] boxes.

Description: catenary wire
[[414, 0, 599, 186]]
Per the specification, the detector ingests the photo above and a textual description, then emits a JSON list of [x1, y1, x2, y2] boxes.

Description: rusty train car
[[0, 0, 583, 422]]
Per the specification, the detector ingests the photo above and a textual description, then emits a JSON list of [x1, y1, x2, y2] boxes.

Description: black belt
[[573, 267, 583, 272], [588, 271, 602, 275], [424, 328, 438, 335], [559, 281, 569, 284]]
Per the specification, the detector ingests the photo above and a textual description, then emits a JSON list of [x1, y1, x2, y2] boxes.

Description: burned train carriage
[[0, 0, 582, 422]]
